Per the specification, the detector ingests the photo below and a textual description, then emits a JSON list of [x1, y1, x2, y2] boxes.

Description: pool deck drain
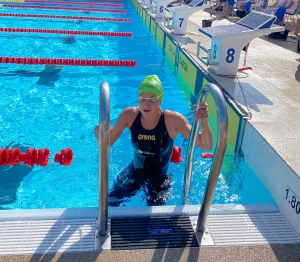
[[111, 216, 199, 250]]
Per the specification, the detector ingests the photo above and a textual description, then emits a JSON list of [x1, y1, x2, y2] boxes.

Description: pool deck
[[2, 244, 300, 261], [2, 2, 300, 261]]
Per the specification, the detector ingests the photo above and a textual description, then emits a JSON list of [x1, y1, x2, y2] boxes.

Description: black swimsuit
[[130, 110, 174, 176], [109, 110, 174, 206]]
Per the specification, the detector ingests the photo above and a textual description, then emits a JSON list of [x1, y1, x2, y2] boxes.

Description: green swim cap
[[138, 75, 163, 101]]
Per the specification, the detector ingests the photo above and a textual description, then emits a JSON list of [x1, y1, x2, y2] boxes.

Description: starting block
[[164, 0, 210, 35], [197, 12, 285, 76], [151, 0, 172, 18]]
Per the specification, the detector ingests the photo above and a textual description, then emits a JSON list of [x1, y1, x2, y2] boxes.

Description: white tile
[[251, 121, 299, 139], [267, 138, 300, 160], [286, 160, 300, 177]]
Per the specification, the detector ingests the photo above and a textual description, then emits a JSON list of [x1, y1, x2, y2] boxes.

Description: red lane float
[[0, 27, 132, 37], [24, 0, 124, 7], [0, 13, 131, 22], [0, 147, 73, 167], [0, 56, 137, 67], [54, 148, 73, 166], [2, 4, 127, 13], [13, 148, 50, 167], [201, 153, 214, 158], [170, 146, 183, 164], [0, 148, 9, 166]]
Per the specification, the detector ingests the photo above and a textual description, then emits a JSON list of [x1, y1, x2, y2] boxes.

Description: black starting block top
[[199, 12, 280, 39]]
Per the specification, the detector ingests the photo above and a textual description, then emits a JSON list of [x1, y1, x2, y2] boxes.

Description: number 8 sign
[[226, 48, 235, 63]]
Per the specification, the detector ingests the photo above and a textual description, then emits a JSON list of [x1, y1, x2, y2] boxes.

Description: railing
[[183, 83, 228, 233], [196, 42, 218, 66], [97, 82, 110, 237]]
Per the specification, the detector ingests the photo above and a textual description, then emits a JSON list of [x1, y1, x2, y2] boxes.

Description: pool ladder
[[196, 42, 219, 66], [183, 83, 228, 233], [96, 82, 110, 243], [95, 82, 228, 247]]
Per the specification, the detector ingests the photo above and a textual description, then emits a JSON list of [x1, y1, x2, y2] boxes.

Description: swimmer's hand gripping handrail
[[97, 82, 110, 237], [183, 87, 208, 205], [183, 83, 228, 233]]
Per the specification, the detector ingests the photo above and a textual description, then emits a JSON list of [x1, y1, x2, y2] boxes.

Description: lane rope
[[23, 0, 124, 7], [0, 13, 131, 22], [0, 27, 132, 36], [0, 56, 137, 66], [1, 4, 127, 13], [0, 0, 123, 6]]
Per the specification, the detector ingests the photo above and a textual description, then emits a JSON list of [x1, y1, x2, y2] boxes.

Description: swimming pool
[[0, 0, 275, 209]]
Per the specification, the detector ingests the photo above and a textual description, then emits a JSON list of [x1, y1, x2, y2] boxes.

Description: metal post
[[183, 87, 209, 204], [196, 83, 228, 233], [97, 82, 110, 237]]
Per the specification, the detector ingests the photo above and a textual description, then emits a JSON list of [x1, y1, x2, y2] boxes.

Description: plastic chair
[[261, 0, 268, 9], [244, 1, 252, 14], [251, 0, 263, 11], [274, 6, 287, 25], [234, 1, 252, 19]]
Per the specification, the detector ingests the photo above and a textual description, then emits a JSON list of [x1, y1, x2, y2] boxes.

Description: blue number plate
[[149, 226, 173, 235]]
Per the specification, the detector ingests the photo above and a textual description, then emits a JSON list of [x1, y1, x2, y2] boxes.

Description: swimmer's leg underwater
[[145, 174, 172, 206], [108, 162, 172, 206], [108, 162, 144, 206]]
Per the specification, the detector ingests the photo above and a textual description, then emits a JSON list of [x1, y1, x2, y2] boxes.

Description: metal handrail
[[183, 83, 228, 233], [97, 82, 110, 237], [196, 42, 209, 66], [183, 87, 209, 205]]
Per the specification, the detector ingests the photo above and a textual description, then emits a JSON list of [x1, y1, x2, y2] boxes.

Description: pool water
[[0, 0, 275, 209]]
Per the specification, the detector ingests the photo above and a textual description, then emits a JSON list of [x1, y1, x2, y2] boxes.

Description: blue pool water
[[0, 0, 275, 209]]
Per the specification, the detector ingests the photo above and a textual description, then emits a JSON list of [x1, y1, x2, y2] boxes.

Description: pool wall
[[132, 0, 300, 235], [242, 123, 300, 235]]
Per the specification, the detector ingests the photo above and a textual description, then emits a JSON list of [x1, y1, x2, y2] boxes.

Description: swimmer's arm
[[169, 106, 213, 150], [94, 107, 134, 147], [109, 111, 129, 146], [175, 116, 213, 150], [197, 119, 213, 150], [193, 103, 213, 150]]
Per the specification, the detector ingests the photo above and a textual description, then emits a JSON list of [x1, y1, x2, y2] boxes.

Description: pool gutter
[[0, 203, 278, 221]]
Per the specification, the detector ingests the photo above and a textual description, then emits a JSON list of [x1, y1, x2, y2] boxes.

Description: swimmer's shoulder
[[164, 109, 189, 138], [121, 107, 140, 128], [164, 109, 185, 123]]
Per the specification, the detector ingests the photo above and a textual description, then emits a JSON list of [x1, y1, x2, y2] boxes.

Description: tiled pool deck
[[2, 244, 300, 261], [1, 3, 300, 261]]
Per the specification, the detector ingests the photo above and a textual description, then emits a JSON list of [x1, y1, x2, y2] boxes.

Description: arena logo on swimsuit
[[138, 134, 156, 140], [138, 149, 155, 156]]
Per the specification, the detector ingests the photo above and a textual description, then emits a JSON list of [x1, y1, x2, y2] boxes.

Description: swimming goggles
[[138, 94, 162, 103]]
